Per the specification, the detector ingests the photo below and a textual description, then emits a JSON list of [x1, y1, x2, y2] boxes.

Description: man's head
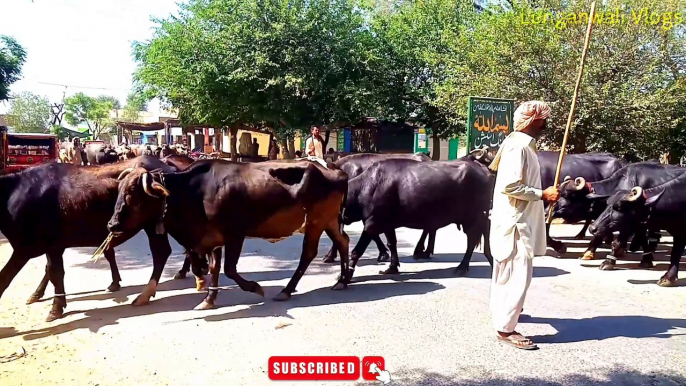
[[253, 138, 257, 143], [311, 126, 320, 136], [514, 100, 551, 139], [73, 137, 80, 146]]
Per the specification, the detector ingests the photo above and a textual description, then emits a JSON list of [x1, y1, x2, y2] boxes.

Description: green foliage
[[121, 92, 148, 123], [442, 0, 686, 160], [5, 91, 50, 133], [64, 92, 117, 139], [0, 36, 27, 102], [133, 0, 381, 138]]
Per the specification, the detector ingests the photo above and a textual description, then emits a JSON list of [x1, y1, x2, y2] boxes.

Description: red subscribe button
[[269, 356, 360, 381]]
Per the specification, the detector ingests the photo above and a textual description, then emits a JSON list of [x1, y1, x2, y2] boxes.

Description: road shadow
[[2, 281, 443, 341], [521, 314, 686, 344], [181, 281, 444, 323], [351, 263, 567, 283], [358, 366, 686, 386]]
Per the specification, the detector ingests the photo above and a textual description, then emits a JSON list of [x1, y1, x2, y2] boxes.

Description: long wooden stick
[[547, 1, 597, 224]]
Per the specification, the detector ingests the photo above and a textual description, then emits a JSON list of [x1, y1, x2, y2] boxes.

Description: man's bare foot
[[496, 331, 538, 350]]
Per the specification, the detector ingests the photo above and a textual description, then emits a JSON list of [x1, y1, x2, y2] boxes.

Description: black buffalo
[[322, 152, 432, 263], [340, 158, 494, 280], [555, 162, 686, 266], [589, 176, 686, 287], [538, 151, 628, 253], [0, 156, 200, 322]]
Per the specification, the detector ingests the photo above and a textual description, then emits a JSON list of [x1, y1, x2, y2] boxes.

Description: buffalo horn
[[142, 173, 155, 197], [626, 186, 643, 202], [563, 175, 572, 182], [574, 177, 586, 191], [117, 168, 134, 180]]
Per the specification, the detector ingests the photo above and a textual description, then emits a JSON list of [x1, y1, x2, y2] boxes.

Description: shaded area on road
[[365, 365, 686, 386], [522, 314, 686, 344], [0, 281, 443, 341]]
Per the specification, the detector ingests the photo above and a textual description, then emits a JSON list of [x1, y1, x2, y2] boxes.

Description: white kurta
[[305, 136, 324, 159], [489, 131, 547, 333]]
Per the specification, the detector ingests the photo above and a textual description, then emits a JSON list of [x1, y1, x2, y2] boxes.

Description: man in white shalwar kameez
[[488, 100, 559, 350]]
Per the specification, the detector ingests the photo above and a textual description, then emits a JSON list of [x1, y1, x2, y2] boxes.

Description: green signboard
[[466, 97, 515, 152], [413, 128, 429, 154]]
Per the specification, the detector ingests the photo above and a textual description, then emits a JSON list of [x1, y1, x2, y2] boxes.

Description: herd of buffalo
[[0, 146, 682, 323]]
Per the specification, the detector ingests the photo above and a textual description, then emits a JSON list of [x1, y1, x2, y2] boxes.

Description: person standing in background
[[305, 126, 324, 159], [69, 137, 84, 166], [268, 139, 280, 160]]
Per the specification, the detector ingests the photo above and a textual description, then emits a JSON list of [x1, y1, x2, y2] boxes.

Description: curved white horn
[[626, 186, 643, 202], [563, 175, 572, 182], [117, 168, 134, 181], [574, 177, 586, 191], [142, 173, 155, 197]]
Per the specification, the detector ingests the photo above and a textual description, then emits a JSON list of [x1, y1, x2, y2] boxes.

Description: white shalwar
[[489, 131, 547, 333]]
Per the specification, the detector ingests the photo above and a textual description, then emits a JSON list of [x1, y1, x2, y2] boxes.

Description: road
[[0, 223, 685, 386]]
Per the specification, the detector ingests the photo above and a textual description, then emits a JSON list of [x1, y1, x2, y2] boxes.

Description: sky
[[0, 0, 181, 114]]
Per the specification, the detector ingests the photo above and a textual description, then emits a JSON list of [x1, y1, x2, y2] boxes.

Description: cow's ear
[[586, 193, 609, 200], [644, 189, 664, 206]]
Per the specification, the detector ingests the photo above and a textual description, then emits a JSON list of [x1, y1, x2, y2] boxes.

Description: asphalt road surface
[[0, 223, 685, 386]]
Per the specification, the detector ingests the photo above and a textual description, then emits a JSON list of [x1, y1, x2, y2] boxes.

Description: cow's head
[[589, 186, 664, 238], [554, 176, 606, 222], [107, 165, 170, 235]]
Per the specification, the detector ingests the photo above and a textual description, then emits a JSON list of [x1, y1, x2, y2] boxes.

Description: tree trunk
[[287, 137, 295, 159], [280, 137, 289, 159], [323, 128, 331, 149], [229, 126, 238, 162], [432, 134, 441, 160]]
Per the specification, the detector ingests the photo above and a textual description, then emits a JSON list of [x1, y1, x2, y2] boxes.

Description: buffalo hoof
[[413, 251, 431, 260], [273, 291, 291, 301], [254, 284, 265, 298], [454, 267, 468, 277], [657, 276, 677, 287], [580, 251, 595, 260], [553, 244, 567, 254], [639, 260, 654, 269], [322, 255, 337, 264], [195, 277, 207, 292], [194, 300, 215, 310], [377, 252, 391, 262], [173, 271, 187, 280], [380, 266, 399, 275], [45, 308, 64, 323], [26, 293, 42, 305], [331, 282, 347, 291], [599, 259, 616, 271], [107, 282, 121, 292], [132, 294, 152, 306], [574, 234, 586, 240]]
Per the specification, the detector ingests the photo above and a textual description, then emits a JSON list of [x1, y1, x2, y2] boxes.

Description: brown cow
[[106, 159, 350, 309]]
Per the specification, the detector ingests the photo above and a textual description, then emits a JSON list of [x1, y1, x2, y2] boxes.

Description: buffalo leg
[[322, 240, 339, 263], [188, 251, 208, 291], [132, 230, 172, 306], [658, 236, 684, 287], [174, 251, 192, 279], [380, 230, 400, 275], [349, 231, 374, 270], [195, 248, 223, 309], [427, 231, 436, 256], [455, 218, 486, 275], [546, 222, 567, 254], [374, 234, 390, 262], [329, 228, 350, 288], [638, 230, 660, 269], [581, 234, 606, 260], [413, 231, 429, 259], [103, 248, 121, 292], [26, 270, 50, 305], [0, 252, 30, 300], [574, 219, 591, 240], [600, 234, 630, 271], [46, 249, 67, 322], [275, 224, 327, 301], [224, 236, 264, 298]]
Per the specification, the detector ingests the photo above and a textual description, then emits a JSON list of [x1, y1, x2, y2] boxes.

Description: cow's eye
[[125, 195, 133, 206]]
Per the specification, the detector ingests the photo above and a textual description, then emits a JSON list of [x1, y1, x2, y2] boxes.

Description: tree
[[0, 36, 27, 102], [64, 93, 116, 139], [121, 92, 148, 123], [5, 91, 51, 133], [441, 0, 686, 160], [133, 0, 381, 160]]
